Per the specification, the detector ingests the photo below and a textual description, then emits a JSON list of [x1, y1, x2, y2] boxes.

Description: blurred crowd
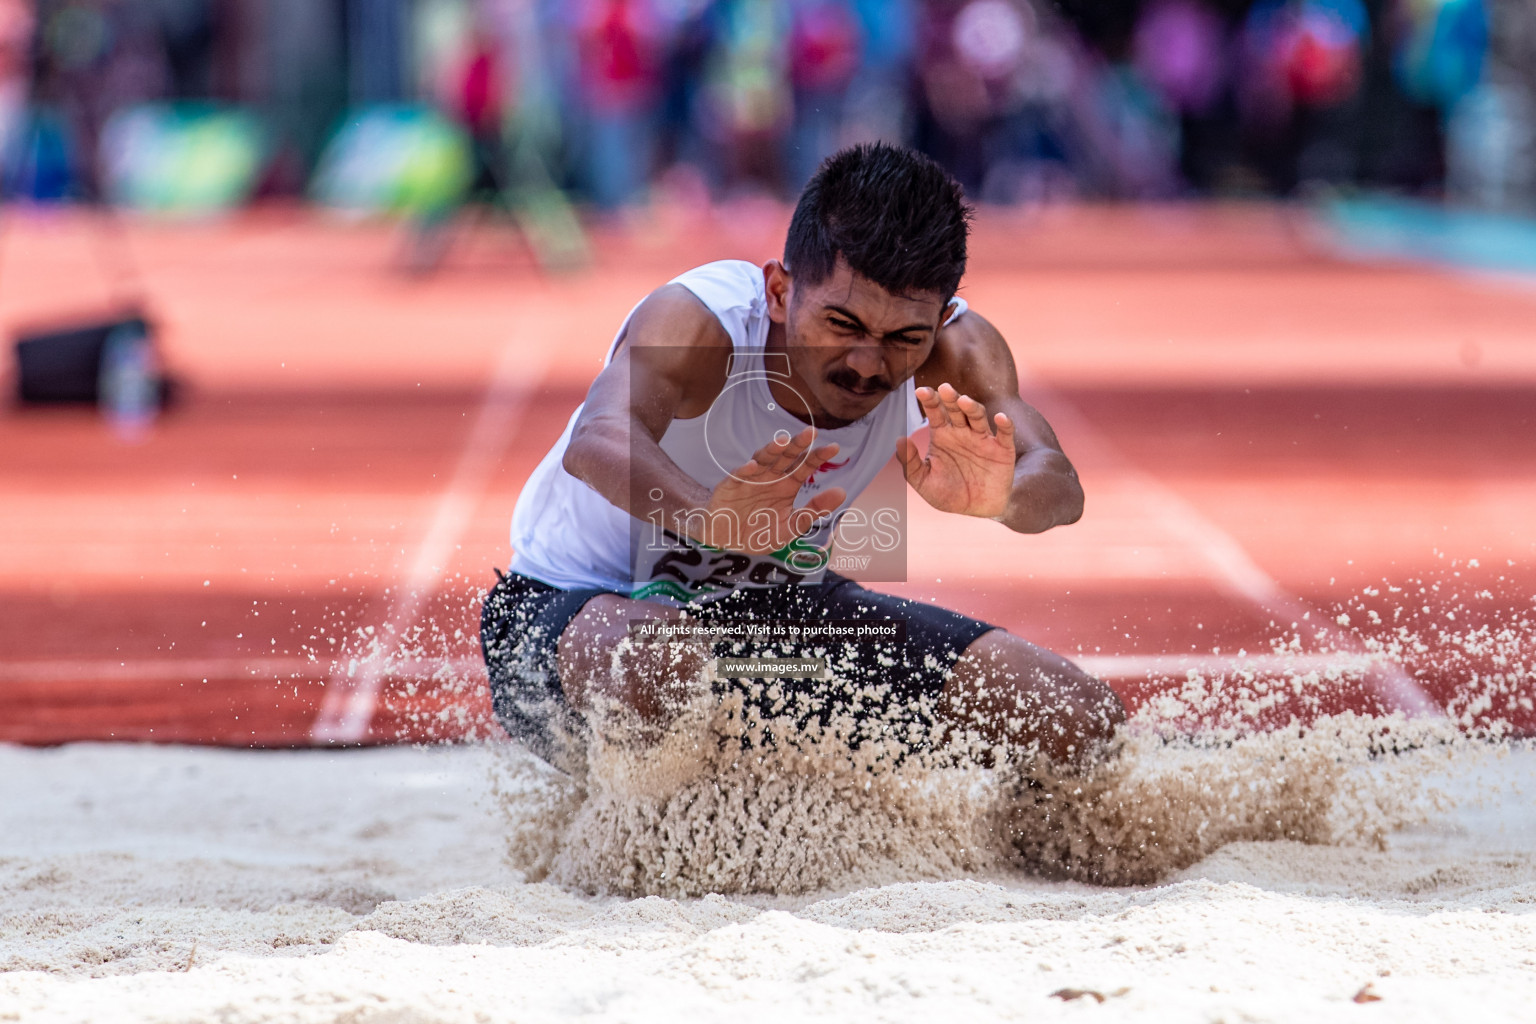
[[3, 0, 1534, 213]]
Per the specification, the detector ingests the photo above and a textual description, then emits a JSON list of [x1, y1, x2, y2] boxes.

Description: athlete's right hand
[[688, 427, 847, 555]]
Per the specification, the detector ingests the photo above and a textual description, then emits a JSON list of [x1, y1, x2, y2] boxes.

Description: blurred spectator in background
[[1396, 0, 1527, 211], [1075, 8, 1181, 198], [1235, 0, 1371, 192], [1133, 0, 1228, 190], [654, 0, 715, 187], [1135, 1, 1226, 118], [472, 0, 566, 195], [348, 0, 408, 104], [447, 20, 510, 198], [572, 0, 663, 210], [1469, 0, 1536, 209], [842, 0, 916, 149], [915, 0, 1010, 195], [702, 0, 792, 194], [0, 0, 32, 193], [26, 1, 175, 200], [257, 0, 347, 195], [785, 0, 861, 188], [969, 0, 1087, 202]]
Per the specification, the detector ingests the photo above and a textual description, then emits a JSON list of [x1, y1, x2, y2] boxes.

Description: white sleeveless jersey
[[508, 260, 966, 602]]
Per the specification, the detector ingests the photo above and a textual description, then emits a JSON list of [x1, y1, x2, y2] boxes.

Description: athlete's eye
[[828, 317, 860, 333]]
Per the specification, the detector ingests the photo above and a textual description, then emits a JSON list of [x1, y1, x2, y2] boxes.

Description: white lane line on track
[[1016, 369, 1441, 717], [309, 343, 550, 744]]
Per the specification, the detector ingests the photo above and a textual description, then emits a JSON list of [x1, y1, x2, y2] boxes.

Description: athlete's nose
[[845, 344, 884, 380]]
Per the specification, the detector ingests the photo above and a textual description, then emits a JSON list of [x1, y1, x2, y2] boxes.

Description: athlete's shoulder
[[666, 260, 767, 325], [604, 283, 732, 418], [623, 281, 733, 354], [669, 259, 765, 290]]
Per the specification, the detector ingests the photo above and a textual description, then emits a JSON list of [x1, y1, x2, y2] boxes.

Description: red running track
[[2, 202, 1533, 745]]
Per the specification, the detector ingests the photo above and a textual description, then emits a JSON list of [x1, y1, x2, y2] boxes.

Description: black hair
[[784, 143, 972, 302]]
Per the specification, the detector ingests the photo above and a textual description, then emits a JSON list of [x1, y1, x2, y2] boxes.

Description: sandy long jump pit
[[2, 698, 1535, 1022]]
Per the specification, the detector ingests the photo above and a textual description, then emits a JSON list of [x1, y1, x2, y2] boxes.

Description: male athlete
[[482, 143, 1124, 774]]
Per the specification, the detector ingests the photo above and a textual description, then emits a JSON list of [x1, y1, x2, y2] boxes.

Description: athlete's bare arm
[[561, 285, 726, 516], [907, 310, 1084, 534], [562, 285, 843, 554]]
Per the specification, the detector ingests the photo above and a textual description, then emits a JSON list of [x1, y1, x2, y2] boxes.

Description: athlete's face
[[764, 258, 954, 429]]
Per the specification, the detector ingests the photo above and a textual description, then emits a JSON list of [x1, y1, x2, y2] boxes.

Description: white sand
[[3, 737, 1534, 1023]]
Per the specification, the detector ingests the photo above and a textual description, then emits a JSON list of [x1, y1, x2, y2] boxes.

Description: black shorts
[[479, 569, 997, 771]]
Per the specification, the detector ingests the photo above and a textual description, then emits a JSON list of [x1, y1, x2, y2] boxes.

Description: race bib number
[[630, 529, 830, 604]]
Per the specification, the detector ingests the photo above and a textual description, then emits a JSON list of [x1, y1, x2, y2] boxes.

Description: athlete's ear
[[763, 260, 791, 324], [941, 299, 959, 327]]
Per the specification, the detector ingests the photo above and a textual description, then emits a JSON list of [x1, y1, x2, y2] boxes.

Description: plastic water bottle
[[99, 321, 158, 440]]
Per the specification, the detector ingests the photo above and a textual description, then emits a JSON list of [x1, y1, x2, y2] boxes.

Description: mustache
[[827, 367, 893, 395]]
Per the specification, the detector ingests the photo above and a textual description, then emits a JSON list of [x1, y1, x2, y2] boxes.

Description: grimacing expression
[[776, 260, 952, 429]]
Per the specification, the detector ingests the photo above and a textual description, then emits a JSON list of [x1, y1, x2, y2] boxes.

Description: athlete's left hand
[[897, 382, 1016, 518]]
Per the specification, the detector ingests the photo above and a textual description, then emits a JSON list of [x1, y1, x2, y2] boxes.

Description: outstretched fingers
[[922, 383, 999, 436], [749, 427, 806, 469], [935, 383, 973, 430], [736, 427, 814, 482], [956, 393, 994, 435], [915, 386, 947, 431], [993, 411, 1015, 450], [788, 441, 840, 488]]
